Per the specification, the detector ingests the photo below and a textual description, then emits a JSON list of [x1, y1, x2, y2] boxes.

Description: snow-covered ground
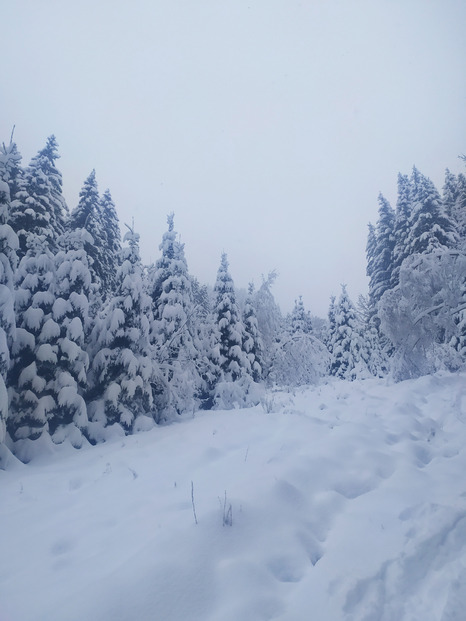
[[2, 372, 466, 621]]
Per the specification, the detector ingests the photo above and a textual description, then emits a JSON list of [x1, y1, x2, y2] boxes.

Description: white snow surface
[[2, 372, 466, 621]]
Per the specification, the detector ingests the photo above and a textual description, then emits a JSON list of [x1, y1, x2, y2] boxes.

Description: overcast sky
[[1, 0, 465, 317]]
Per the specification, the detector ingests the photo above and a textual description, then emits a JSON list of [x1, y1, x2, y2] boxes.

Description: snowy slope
[[1, 373, 466, 621]]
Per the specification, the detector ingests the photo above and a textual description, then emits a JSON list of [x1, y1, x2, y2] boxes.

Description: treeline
[[0, 134, 465, 464], [0, 135, 324, 464], [365, 162, 466, 380]]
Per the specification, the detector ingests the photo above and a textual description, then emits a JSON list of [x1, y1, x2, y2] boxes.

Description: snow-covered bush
[[269, 332, 329, 387], [212, 375, 264, 410], [379, 251, 465, 380]]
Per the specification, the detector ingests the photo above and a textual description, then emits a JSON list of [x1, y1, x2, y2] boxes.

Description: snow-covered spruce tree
[[370, 194, 395, 306], [7, 234, 58, 459], [149, 214, 201, 418], [253, 271, 283, 380], [190, 277, 219, 409], [242, 283, 264, 383], [289, 295, 313, 335], [0, 144, 20, 463], [391, 173, 413, 289], [356, 292, 390, 377], [68, 170, 106, 307], [449, 170, 466, 356], [213, 253, 248, 381], [99, 189, 121, 298], [453, 277, 466, 360], [68, 169, 99, 231], [87, 226, 157, 437], [47, 228, 93, 445], [0, 144, 20, 377], [406, 167, 457, 256], [270, 297, 329, 387], [442, 169, 459, 220], [10, 136, 68, 261], [449, 172, 466, 248], [0, 137, 22, 199], [211, 253, 259, 408], [361, 317, 389, 378], [328, 285, 370, 381], [365, 223, 377, 312], [325, 294, 336, 353]]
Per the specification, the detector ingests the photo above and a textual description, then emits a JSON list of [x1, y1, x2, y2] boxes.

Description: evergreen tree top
[[0, 139, 22, 188], [26, 136, 66, 201], [37, 135, 59, 161], [396, 173, 412, 219], [327, 295, 336, 329], [290, 296, 312, 334], [167, 212, 175, 232], [408, 167, 457, 254], [376, 193, 395, 239], [70, 170, 99, 230], [158, 213, 184, 261], [442, 168, 459, 216], [215, 253, 235, 295], [100, 189, 121, 249], [122, 225, 141, 263]]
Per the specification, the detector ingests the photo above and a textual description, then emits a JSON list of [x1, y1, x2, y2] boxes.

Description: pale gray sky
[[1, 0, 465, 316]]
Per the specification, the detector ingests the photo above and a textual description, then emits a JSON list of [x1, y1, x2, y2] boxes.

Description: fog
[[1, 0, 465, 316]]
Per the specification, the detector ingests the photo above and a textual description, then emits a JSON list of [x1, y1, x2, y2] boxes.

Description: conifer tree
[[10, 136, 67, 260], [213, 253, 249, 381], [270, 295, 328, 387], [0, 137, 22, 199], [68, 170, 105, 301], [0, 143, 20, 456], [69, 175, 122, 303], [289, 296, 313, 334], [47, 228, 92, 444], [8, 235, 58, 452], [191, 277, 212, 323], [211, 254, 261, 408], [0, 143, 19, 377], [325, 295, 337, 353], [328, 285, 369, 380], [99, 189, 121, 298], [361, 318, 389, 378], [242, 283, 264, 383], [406, 167, 457, 255], [150, 215, 194, 356], [370, 194, 395, 305], [442, 169, 459, 219], [453, 283, 466, 360], [366, 222, 377, 310], [391, 173, 413, 288], [149, 214, 200, 417], [88, 227, 157, 433], [190, 277, 218, 408], [69, 169, 99, 231], [450, 173, 466, 246]]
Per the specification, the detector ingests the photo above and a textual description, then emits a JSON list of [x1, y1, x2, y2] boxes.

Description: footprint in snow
[[267, 555, 305, 583]]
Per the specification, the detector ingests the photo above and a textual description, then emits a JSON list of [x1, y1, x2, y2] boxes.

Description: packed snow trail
[[1, 372, 466, 620]]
